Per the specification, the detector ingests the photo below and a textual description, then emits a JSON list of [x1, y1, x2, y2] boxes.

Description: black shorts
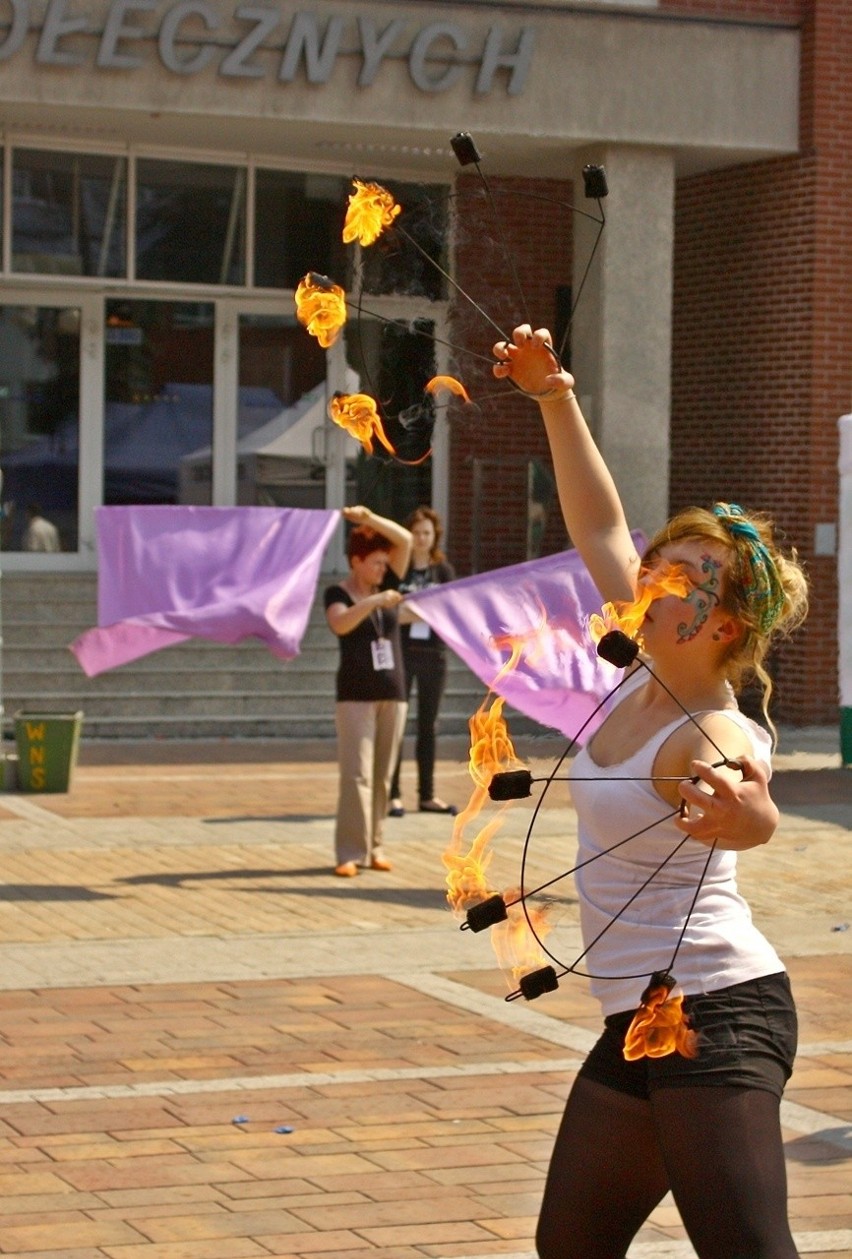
[[577, 972, 797, 1101]]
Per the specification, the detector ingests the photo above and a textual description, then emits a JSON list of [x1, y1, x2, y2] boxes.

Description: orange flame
[[442, 687, 551, 986], [467, 694, 520, 791], [327, 393, 433, 466], [294, 273, 347, 348], [491, 894, 554, 985], [425, 375, 472, 404], [443, 809, 501, 914], [442, 694, 522, 914], [343, 179, 401, 247], [588, 561, 691, 644], [623, 977, 699, 1061], [328, 392, 397, 458], [489, 601, 552, 688]]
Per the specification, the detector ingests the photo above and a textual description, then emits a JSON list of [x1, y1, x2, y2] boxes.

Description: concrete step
[[0, 572, 536, 741]]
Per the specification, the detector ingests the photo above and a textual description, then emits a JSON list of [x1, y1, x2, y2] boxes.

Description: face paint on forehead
[[676, 554, 722, 643]]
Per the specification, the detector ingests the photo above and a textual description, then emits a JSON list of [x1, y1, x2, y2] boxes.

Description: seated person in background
[[23, 503, 61, 553]]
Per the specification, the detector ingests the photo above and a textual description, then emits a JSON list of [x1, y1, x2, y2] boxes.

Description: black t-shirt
[[324, 583, 406, 702], [397, 561, 455, 653]]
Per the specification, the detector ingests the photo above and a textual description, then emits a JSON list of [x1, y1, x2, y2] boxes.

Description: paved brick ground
[[0, 727, 848, 1258]]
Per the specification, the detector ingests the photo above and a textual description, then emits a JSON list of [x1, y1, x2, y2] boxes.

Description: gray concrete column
[[570, 146, 676, 542]]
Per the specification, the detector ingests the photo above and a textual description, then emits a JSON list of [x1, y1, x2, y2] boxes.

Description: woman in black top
[[389, 506, 457, 817], [324, 506, 412, 877]]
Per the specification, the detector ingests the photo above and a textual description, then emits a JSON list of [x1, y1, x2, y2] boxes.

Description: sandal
[[419, 799, 458, 815]]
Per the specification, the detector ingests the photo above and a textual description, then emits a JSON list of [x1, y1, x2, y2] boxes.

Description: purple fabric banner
[[70, 506, 340, 677], [406, 542, 644, 740]]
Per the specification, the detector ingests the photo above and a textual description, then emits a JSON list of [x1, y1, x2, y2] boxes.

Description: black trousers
[[390, 645, 447, 801]]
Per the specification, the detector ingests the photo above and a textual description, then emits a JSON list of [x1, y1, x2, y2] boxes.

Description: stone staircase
[[0, 572, 543, 743]]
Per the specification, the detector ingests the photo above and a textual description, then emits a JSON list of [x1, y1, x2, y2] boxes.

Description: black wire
[[462, 160, 531, 328], [508, 656, 745, 984]]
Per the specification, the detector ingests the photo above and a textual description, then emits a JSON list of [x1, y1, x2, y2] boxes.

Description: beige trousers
[[334, 700, 408, 865]]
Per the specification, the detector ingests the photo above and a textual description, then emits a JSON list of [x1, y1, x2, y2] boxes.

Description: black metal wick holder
[[488, 769, 534, 800]]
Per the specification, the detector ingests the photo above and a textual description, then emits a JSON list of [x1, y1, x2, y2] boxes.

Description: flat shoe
[[419, 800, 457, 815], [388, 803, 405, 818], [370, 857, 393, 872], [334, 862, 359, 877]]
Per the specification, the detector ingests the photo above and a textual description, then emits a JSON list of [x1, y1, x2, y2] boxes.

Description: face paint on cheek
[[676, 555, 722, 643]]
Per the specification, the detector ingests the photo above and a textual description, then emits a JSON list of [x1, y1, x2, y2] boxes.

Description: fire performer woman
[[324, 505, 412, 877], [493, 325, 808, 1259]]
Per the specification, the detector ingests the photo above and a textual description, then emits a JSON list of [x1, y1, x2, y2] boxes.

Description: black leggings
[[536, 1077, 799, 1259], [390, 646, 447, 802]]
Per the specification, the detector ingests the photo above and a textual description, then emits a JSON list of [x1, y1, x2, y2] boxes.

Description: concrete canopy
[[0, 2, 799, 180]]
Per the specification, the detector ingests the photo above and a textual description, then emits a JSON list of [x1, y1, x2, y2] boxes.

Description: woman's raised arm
[[493, 325, 640, 604]]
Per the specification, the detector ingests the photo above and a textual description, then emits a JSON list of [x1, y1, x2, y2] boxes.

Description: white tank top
[[569, 672, 782, 1017]]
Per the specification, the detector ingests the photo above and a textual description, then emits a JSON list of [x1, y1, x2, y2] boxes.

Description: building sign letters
[[0, 2, 535, 94]]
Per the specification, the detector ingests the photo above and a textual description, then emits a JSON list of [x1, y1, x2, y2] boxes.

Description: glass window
[[359, 181, 448, 301], [254, 170, 347, 291], [345, 315, 435, 521], [0, 305, 81, 552], [12, 149, 127, 277], [104, 299, 214, 505], [231, 313, 328, 508], [136, 160, 245, 285]]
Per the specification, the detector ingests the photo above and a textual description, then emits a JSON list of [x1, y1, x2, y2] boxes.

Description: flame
[[343, 179, 401, 247], [588, 561, 691, 644], [425, 374, 472, 404], [491, 893, 554, 985], [467, 694, 521, 791], [443, 686, 551, 986], [294, 273, 347, 348], [489, 600, 551, 688], [443, 809, 501, 914], [623, 976, 699, 1061], [442, 694, 521, 913], [328, 392, 397, 458]]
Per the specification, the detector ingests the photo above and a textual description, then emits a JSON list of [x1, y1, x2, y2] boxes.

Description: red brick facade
[[670, 0, 851, 721], [449, 0, 851, 725]]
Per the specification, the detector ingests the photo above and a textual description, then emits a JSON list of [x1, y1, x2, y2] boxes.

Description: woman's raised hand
[[492, 326, 575, 401]]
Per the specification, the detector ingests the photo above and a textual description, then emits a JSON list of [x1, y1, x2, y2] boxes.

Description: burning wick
[[504, 964, 562, 1003], [464, 893, 508, 933], [596, 630, 640, 669], [623, 971, 699, 1061], [489, 769, 534, 800]]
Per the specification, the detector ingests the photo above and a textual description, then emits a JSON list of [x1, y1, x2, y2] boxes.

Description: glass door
[[0, 299, 82, 554], [103, 297, 215, 507], [234, 310, 329, 509]]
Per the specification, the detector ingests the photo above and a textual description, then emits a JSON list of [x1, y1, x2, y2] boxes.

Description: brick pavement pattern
[[0, 730, 849, 1259]]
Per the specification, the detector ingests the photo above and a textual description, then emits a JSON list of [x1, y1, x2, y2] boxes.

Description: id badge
[[409, 620, 431, 641], [372, 637, 394, 670]]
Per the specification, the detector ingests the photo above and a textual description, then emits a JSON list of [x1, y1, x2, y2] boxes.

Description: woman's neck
[[344, 573, 376, 600], [412, 551, 432, 569]]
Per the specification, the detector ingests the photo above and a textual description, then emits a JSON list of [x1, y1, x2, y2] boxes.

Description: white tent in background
[[179, 368, 361, 508]]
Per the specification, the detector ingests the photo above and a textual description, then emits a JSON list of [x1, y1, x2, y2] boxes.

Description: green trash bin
[[14, 711, 83, 793]]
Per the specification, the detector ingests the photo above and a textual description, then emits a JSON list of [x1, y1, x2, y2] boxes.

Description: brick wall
[[670, 0, 852, 721], [661, 1, 801, 19], [448, 175, 572, 574], [447, 1, 850, 724]]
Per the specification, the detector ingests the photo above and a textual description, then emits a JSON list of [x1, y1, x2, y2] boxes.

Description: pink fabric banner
[[70, 506, 340, 677], [405, 543, 644, 740]]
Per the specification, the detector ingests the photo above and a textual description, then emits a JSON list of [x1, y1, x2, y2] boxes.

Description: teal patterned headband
[[712, 503, 784, 634]]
